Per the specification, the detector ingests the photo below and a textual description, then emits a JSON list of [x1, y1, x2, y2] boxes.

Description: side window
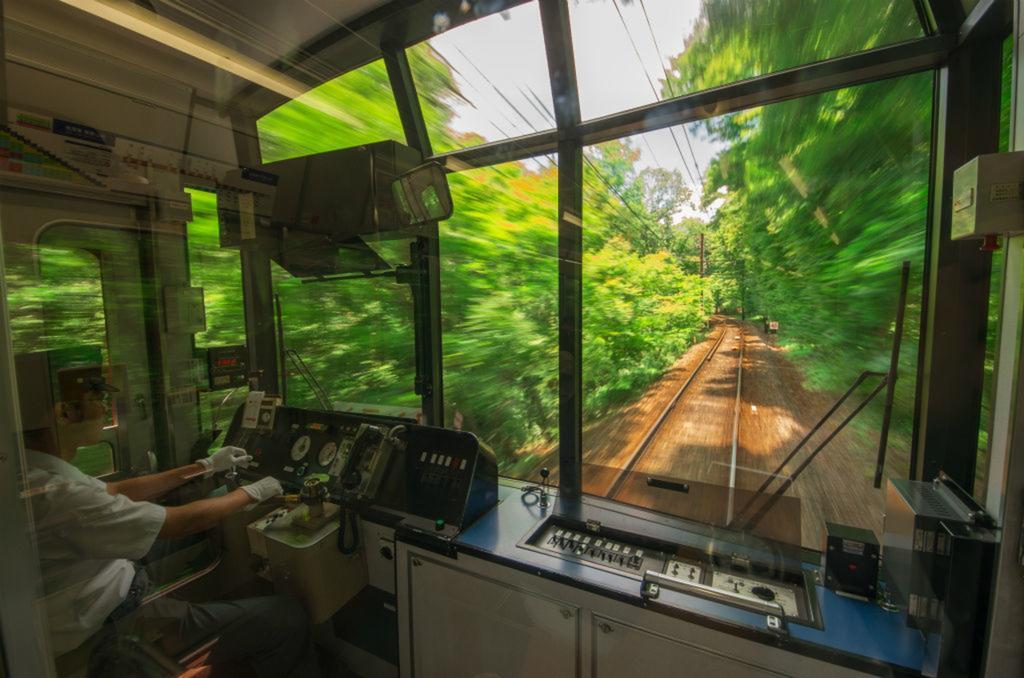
[[185, 188, 248, 437]]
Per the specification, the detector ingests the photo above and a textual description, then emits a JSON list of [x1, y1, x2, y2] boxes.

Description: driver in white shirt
[[19, 362, 318, 677]]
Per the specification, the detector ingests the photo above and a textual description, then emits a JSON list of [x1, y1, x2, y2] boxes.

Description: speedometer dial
[[290, 435, 311, 462], [318, 441, 338, 467]]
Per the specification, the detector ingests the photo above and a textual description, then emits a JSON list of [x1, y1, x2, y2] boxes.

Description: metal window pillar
[[383, 46, 444, 426], [540, 0, 584, 499], [231, 114, 280, 396], [914, 30, 1004, 489], [982, 2, 1024, 674]]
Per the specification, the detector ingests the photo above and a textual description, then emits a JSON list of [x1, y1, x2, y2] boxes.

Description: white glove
[[241, 476, 283, 505], [197, 446, 252, 477]]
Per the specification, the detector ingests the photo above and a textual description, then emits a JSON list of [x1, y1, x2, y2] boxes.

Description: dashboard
[[223, 403, 498, 534]]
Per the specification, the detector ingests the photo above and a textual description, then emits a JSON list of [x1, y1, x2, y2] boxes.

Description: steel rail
[[726, 331, 745, 524], [605, 322, 731, 499]]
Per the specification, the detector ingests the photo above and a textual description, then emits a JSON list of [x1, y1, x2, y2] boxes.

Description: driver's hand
[[241, 476, 283, 505], [197, 445, 252, 477]]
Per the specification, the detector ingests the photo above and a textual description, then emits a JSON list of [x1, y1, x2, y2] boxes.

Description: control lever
[[299, 477, 328, 516], [224, 458, 243, 490], [539, 467, 550, 509]]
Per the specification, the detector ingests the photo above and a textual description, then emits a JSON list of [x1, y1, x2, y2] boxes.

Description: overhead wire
[[611, 0, 701, 187], [513, 82, 657, 238], [637, 0, 706, 186]]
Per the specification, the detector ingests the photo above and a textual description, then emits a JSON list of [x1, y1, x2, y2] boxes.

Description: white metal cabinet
[[404, 552, 579, 678], [591, 614, 787, 678]]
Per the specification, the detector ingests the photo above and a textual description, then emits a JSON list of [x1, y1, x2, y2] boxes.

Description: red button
[[848, 564, 857, 571]]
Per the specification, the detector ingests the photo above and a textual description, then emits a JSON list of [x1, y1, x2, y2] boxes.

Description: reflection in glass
[[441, 159, 559, 480], [582, 72, 933, 550], [570, 0, 924, 121], [408, 1, 555, 153], [257, 60, 405, 163]]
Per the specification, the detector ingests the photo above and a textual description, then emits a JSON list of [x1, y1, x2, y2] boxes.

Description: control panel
[[521, 516, 818, 627], [224, 404, 498, 534], [228, 407, 362, 489]]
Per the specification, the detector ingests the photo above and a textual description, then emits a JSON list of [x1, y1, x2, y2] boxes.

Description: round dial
[[290, 435, 311, 462], [318, 441, 338, 467]]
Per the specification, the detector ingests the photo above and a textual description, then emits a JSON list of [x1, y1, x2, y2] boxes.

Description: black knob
[[540, 467, 549, 480], [379, 545, 394, 560]]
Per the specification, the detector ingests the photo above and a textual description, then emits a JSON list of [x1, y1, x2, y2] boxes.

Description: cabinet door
[[408, 554, 578, 678], [592, 615, 787, 678]]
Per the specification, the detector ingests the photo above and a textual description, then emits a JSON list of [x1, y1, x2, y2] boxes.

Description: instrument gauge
[[290, 435, 311, 462], [318, 441, 338, 467]]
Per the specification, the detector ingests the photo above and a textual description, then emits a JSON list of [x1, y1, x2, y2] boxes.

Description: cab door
[[3, 190, 160, 477]]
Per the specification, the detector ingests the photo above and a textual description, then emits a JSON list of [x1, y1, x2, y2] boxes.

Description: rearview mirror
[[392, 162, 453, 226]]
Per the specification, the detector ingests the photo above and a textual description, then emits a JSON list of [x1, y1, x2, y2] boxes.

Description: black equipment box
[[823, 522, 879, 600], [216, 142, 423, 278], [206, 344, 247, 390], [882, 475, 996, 633]]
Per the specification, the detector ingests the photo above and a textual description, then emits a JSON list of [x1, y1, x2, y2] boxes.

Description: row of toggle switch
[[545, 528, 648, 571]]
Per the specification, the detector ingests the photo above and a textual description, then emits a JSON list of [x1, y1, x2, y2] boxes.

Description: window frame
[[371, 1, 1009, 526]]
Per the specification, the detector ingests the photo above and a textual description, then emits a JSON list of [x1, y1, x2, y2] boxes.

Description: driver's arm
[[158, 488, 252, 538], [106, 462, 205, 501], [106, 447, 251, 501], [159, 477, 282, 539]]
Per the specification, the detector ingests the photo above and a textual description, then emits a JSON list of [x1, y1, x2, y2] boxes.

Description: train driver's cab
[[1, 2, 1023, 678]]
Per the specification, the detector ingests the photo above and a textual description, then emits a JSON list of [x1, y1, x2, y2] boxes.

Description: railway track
[[605, 321, 746, 499]]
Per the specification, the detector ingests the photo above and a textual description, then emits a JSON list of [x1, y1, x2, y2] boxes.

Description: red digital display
[[216, 357, 238, 368]]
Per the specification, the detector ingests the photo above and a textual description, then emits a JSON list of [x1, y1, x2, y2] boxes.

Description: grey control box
[[952, 151, 1024, 240]]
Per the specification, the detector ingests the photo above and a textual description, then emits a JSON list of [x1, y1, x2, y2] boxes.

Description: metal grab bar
[[641, 570, 788, 634]]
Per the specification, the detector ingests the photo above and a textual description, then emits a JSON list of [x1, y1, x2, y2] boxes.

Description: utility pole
[[699, 232, 705, 277]]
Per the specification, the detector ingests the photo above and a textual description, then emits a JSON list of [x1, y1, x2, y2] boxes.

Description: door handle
[[597, 622, 613, 634]]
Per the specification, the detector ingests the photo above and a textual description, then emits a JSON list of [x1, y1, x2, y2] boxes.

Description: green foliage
[[5, 243, 107, 358], [440, 163, 558, 469], [668, 0, 921, 98], [187, 188, 246, 348], [272, 257, 420, 411], [582, 142, 711, 424]]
